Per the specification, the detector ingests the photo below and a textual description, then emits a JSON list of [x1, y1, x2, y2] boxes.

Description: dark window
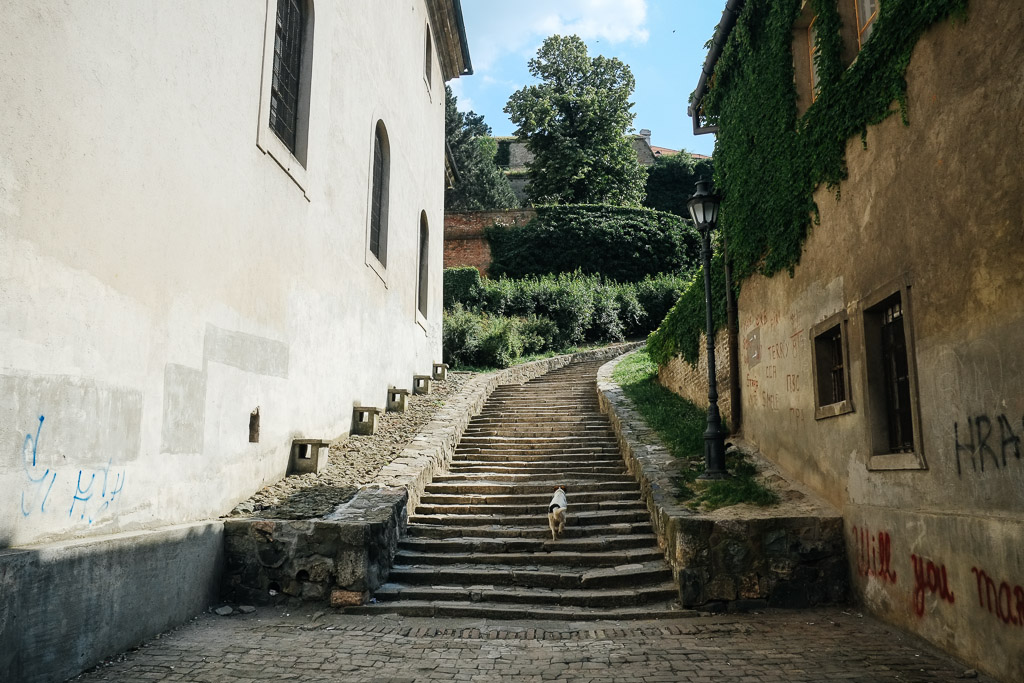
[[270, 0, 305, 152], [424, 26, 433, 88], [369, 123, 389, 264], [879, 296, 914, 453], [815, 324, 846, 405], [417, 214, 429, 316]]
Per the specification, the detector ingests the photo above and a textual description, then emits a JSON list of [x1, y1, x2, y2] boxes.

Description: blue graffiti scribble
[[21, 416, 57, 517], [20, 413, 127, 525], [69, 471, 96, 521]]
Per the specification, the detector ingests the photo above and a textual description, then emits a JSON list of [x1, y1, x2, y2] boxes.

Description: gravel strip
[[227, 371, 476, 520]]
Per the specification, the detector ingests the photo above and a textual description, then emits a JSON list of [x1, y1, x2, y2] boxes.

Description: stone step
[[399, 534, 661, 554], [432, 473, 635, 484], [408, 509, 651, 527], [423, 481, 640, 495], [445, 464, 627, 476], [413, 500, 644, 516], [463, 427, 615, 437], [393, 547, 665, 568], [419, 490, 639, 505], [448, 452, 623, 464], [369, 582, 679, 609], [405, 522, 655, 540], [458, 435, 619, 444], [454, 447, 621, 456], [343, 600, 690, 620], [387, 560, 672, 590]]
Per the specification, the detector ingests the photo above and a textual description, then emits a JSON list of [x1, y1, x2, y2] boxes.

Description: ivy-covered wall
[[671, 1, 1024, 680]]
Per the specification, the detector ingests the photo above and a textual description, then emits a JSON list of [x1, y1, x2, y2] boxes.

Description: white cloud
[[463, 0, 649, 72]]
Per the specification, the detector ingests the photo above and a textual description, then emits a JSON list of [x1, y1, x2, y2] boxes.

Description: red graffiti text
[[910, 554, 955, 617], [853, 527, 897, 583], [971, 567, 1024, 626]]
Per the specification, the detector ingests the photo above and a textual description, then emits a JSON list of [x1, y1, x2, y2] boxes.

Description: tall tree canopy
[[504, 35, 646, 207], [445, 86, 518, 212], [643, 152, 714, 218]]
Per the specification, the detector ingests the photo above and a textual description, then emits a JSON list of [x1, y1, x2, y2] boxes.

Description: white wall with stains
[[0, 0, 456, 548]]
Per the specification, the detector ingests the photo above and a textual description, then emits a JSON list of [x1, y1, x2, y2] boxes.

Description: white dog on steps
[[548, 486, 567, 540]]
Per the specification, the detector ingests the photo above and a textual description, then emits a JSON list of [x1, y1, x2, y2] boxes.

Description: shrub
[[443, 267, 483, 310], [485, 204, 699, 282]]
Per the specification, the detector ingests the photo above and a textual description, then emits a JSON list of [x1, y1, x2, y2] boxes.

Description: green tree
[[445, 86, 519, 212], [504, 35, 646, 207], [643, 152, 714, 218]]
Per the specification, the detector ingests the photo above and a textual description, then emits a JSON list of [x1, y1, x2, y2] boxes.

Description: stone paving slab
[[70, 607, 992, 683]]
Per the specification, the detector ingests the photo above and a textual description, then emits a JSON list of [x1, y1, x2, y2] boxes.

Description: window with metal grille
[[815, 325, 845, 403], [879, 296, 914, 453], [369, 123, 389, 264], [417, 213, 429, 317], [270, 0, 305, 153], [811, 313, 853, 420]]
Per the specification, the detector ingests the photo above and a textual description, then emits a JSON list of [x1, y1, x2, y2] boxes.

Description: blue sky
[[450, 0, 724, 157]]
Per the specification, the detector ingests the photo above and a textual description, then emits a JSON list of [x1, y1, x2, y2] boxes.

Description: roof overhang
[[426, 0, 473, 81], [688, 0, 745, 136]]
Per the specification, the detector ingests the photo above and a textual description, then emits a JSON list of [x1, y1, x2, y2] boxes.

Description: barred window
[[369, 123, 390, 265], [424, 25, 433, 89], [270, 0, 305, 152], [417, 213, 429, 317]]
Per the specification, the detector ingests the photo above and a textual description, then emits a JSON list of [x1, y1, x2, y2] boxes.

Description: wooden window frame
[[854, 0, 878, 48], [811, 311, 854, 420], [858, 275, 927, 471]]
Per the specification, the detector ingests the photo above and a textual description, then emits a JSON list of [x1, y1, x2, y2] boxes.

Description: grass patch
[[452, 342, 618, 373], [612, 348, 779, 510]]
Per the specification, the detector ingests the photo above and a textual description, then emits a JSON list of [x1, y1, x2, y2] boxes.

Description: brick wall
[[658, 328, 732, 427], [443, 209, 536, 275]]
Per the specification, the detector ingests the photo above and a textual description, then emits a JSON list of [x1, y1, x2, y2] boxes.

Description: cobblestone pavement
[[73, 607, 991, 683]]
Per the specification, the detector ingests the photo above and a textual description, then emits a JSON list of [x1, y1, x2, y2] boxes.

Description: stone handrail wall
[[596, 350, 848, 611], [223, 342, 642, 606]]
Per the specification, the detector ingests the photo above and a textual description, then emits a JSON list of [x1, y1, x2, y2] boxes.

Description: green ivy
[[646, 252, 728, 367], [702, 0, 967, 282], [650, 0, 966, 367]]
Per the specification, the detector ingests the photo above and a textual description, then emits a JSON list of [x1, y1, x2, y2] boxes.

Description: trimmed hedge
[[485, 204, 699, 282], [442, 269, 691, 368]]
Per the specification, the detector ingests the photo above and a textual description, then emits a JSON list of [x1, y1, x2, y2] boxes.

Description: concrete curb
[[596, 349, 849, 610]]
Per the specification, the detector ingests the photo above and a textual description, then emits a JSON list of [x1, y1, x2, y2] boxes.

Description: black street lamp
[[687, 180, 729, 480]]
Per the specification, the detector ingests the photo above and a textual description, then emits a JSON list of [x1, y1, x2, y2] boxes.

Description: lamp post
[[687, 180, 729, 480]]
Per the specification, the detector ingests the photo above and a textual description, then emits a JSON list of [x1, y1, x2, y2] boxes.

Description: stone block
[[288, 439, 330, 475], [352, 406, 380, 435], [413, 375, 432, 395], [387, 387, 410, 413], [432, 363, 449, 381], [330, 589, 366, 607]]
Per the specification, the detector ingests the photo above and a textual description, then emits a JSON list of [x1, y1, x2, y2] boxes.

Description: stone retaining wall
[[658, 328, 732, 426], [222, 343, 642, 606], [597, 351, 848, 611]]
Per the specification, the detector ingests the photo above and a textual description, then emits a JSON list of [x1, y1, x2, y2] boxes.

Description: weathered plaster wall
[[732, 2, 1024, 679], [0, 0, 451, 548]]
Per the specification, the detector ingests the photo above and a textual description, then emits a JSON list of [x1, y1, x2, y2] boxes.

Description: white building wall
[[1, 0, 450, 547]]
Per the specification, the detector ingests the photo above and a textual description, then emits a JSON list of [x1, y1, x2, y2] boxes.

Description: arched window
[[424, 25, 433, 89], [417, 212, 429, 317], [369, 121, 390, 265]]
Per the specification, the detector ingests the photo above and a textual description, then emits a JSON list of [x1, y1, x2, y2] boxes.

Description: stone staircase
[[346, 359, 684, 619]]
